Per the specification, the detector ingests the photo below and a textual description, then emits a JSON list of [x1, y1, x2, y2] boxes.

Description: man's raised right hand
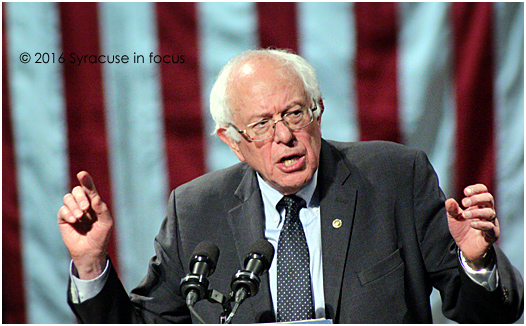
[[57, 171, 113, 280]]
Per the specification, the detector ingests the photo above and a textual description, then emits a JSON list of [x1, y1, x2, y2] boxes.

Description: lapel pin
[[332, 219, 342, 229]]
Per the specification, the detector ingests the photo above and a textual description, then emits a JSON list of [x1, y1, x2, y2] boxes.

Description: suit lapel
[[226, 166, 274, 321], [227, 166, 266, 262], [318, 140, 357, 321]]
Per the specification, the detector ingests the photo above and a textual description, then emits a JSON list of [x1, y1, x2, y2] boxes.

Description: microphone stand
[[223, 287, 247, 324], [206, 289, 236, 324], [181, 275, 239, 324], [209, 260, 267, 323]]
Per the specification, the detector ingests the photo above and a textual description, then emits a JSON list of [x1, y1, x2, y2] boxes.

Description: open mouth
[[278, 154, 305, 171], [282, 156, 301, 167]]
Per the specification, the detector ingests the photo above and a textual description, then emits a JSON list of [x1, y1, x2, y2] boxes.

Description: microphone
[[230, 239, 275, 304], [180, 241, 220, 308]]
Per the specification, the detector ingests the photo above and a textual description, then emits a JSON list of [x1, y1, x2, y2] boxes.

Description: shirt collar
[[256, 169, 318, 209]]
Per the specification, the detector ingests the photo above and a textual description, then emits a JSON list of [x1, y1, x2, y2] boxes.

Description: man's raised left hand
[[446, 184, 499, 270]]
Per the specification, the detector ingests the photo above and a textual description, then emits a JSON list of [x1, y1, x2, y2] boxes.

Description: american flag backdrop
[[3, 2, 523, 323]]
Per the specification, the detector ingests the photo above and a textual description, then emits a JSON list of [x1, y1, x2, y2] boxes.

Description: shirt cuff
[[69, 259, 110, 304], [459, 250, 499, 291]]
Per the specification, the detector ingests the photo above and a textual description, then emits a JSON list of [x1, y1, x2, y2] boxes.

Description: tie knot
[[278, 195, 306, 218]]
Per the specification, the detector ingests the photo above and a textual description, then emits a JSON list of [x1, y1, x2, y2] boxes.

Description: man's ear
[[217, 127, 246, 162], [317, 99, 325, 121], [314, 99, 325, 126]]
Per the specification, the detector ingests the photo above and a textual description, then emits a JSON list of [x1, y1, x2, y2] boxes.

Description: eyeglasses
[[230, 104, 317, 142]]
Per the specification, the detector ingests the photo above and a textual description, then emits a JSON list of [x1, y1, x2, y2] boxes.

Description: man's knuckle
[[63, 193, 72, 203], [58, 206, 68, 219], [72, 186, 83, 195]]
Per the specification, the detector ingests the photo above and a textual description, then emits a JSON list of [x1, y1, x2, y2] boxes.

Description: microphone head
[[231, 239, 275, 298], [190, 241, 220, 274], [244, 239, 274, 270]]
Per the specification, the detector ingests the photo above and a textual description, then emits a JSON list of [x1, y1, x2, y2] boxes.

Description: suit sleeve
[[67, 190, 192, 323], [67, 258, 141, 323], [411, 150, 524, 323]]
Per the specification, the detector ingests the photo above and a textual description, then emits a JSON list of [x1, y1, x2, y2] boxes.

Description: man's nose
[[273, 120, 294, 144]]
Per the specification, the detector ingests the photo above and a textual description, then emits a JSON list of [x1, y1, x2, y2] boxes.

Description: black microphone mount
[[180, 239, 274, 324]]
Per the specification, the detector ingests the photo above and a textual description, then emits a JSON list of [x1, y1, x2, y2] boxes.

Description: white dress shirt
[[257, 170, 326, 319]]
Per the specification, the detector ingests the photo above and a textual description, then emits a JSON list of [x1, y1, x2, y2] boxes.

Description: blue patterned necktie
[[276, 195, 315, 322]]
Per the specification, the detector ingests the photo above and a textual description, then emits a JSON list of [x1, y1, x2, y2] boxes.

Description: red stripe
[[2, 5, 27, 322], [452, 3, 495, 197], [354, 3, 401, 142], [257, 3, 299, 52], [155, 3, 205, 190], [58, 3, 119, 271]]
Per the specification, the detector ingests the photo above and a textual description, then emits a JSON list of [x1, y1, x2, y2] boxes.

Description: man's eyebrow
[[248, 100, 305, 122], [283, 102, 304, 111], [248, 111, 273, 122]]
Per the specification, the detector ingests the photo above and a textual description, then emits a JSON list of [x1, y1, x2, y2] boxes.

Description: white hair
[[209, 49, 323, 142]]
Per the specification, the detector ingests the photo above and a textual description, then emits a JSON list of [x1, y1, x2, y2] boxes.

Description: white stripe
[[398, 4, 456, 322], [99, 3, 169, 291], [494, 2, 524, 273], [6, 3, 74, 323], [398, 2, 455, 197], [298, 2, 358, 142], [198, 2, 259, 172]]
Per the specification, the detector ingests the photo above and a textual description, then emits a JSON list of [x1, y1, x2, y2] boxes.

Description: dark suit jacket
[[69, 140, 523, 323]]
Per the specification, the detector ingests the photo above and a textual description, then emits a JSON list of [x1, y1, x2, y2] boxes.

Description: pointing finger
[[76, 171, 110, 218], [77, 171, 98, 199]]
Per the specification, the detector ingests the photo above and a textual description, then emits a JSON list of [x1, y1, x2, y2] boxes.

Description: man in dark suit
[[58, 49, 523, 323]]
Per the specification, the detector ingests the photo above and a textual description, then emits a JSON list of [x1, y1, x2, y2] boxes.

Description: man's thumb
[[445, 198, 462, 220]]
